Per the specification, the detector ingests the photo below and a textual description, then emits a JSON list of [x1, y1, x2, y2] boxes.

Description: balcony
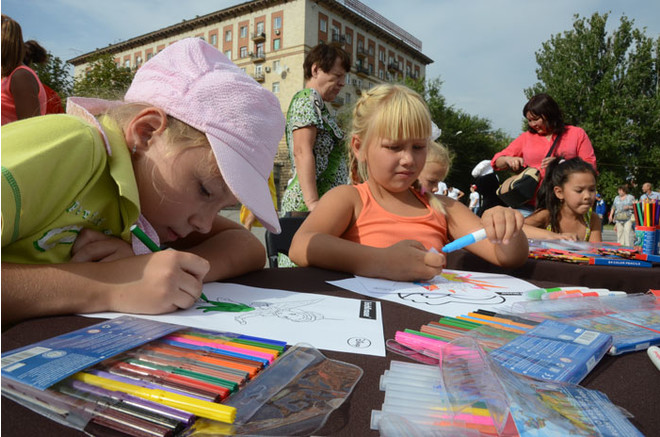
[[250, 51, 266, 63], [356, 46, 367, 59], [355, 63, 369, 77], [331, 33, 346, 44], [251, 73, 265, 82], [251, 32, 266, 42], [387, 61, 401, 73]]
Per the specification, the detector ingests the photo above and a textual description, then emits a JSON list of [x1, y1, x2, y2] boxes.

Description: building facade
[[69, 0, 433, 203]]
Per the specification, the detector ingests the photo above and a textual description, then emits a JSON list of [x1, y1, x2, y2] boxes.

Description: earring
[[132, 144, 137, 154]]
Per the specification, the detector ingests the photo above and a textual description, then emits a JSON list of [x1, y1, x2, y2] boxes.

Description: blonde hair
[[426, 140, 452, 178], [106, 103, 220, 185], [420, 141, 452, 214], [349, 84, 432, 184]]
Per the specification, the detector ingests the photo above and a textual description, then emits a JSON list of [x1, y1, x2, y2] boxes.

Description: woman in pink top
[[289, 84, 528, 282], [1, 14, 47, 125], [491, 93, 596, 210]]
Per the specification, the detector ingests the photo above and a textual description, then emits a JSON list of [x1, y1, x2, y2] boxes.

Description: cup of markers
[[632, 200, 659, 255]]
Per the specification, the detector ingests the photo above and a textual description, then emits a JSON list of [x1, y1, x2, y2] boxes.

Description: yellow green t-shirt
[[1, 114, 141, 264]]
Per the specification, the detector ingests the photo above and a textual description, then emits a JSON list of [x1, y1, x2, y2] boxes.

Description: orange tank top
[[341, 183, 449, 250]]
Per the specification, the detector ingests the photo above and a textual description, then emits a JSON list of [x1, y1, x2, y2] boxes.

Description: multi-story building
[[69, 0, 433, 202]]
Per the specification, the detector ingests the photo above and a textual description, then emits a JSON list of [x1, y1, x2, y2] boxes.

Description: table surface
[[2, 266, 659, 436]]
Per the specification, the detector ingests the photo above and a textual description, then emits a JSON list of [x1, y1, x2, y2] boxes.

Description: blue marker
[[441, 229, 487, 253]]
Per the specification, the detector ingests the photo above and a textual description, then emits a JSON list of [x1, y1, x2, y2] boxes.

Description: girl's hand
[[480, 206, 524, 245], [106, 251, 210, 314], [380, 240, 445, 281], [558, 232, 579, 241], [71, 228, 134, 263]]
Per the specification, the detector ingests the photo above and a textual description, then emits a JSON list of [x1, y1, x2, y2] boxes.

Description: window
[[256, 22, 264, 34], [255, 64, 263, 74], [210, 34, 218, 45], [319, 18, 327, 32], [274, 16, 282, 29], [124, 59, 130, 68], [146, 52, 154, 61], [135, 56, 142, 68], [225, 30, 232, 42], [256, 42, 264, 56], [368, 64, 373, 75], [346, 33, 352, 44], [379, 50, 384, 62], [273, 60, 281, 72], [240, 46, 248, 58], [332, 25, 340, 37], [272, 81, 280, 93], [225, 50, 232, 59], [379, 69, 384, 80], [345, 93, 351, 104], [240, 26, 247, 38], [273, 38, 281, 51], [345, 73, 351, 84]]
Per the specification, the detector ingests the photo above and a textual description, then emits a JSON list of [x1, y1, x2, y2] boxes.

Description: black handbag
[[496, 133, 562, 208]]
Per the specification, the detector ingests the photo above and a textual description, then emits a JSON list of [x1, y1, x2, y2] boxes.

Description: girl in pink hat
[[1, 38, 285, 324]]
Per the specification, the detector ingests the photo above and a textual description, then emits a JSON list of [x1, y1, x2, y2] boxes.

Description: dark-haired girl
[[523, 157, 601, 242]]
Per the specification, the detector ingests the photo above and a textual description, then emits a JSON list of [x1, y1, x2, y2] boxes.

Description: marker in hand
[[130, 224, 210, 303], [441, 229, 487, 253]]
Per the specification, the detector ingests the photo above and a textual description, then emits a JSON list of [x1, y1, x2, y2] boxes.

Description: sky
[[3, 0, 659, 137]]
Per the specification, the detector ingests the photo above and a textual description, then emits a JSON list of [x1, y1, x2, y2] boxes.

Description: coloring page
[[329, 269, 538, 317], [85, 283, 385, 356]]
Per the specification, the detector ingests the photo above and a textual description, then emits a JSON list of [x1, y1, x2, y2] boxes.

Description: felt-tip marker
[[130, 224, 211, 303], [442, 229, 487, 253]]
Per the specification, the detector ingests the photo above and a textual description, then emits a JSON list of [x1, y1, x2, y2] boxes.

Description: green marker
[[129, 224, 213, 303]]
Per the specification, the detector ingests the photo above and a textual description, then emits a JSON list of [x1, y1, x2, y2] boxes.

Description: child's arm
[[588, 213, 602, 242], [170, 215, 266, 281], [1, 250, 210, 325], [444, 200, 528, 267], [289, 186, 445, 281], [523, 210, 579, 240]]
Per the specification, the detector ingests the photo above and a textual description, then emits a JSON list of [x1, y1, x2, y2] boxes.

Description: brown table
[[2, 267, 659, 436], [446, 249, 659, 294]]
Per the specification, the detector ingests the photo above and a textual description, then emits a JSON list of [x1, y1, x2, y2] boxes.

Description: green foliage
[[29, 53, 73, 105], [72, 53, 135, 100], [526, 12, 660, 200], [405, 77, 512, 195]]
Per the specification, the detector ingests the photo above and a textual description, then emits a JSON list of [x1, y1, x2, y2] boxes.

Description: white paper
[[84, 283, 385, 356], [328, 269, 538, 318]]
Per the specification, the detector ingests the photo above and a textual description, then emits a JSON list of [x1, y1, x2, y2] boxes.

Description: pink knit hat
[[125, 38, 284, 232]]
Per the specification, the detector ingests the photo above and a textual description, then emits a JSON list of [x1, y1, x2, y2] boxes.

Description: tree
[[72, 53, 135, 99], [526, 12, 660, 200], [407, 77, 511, 195], [30, 53, 73, 99]]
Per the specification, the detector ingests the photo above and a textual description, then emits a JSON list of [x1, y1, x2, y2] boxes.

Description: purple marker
[[71, 380, 194, 425], [87, 369, 212, 402]]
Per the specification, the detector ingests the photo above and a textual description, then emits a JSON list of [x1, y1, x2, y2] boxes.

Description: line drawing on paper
[[399, 271, 508, 307], [230, 298, 342, 325]]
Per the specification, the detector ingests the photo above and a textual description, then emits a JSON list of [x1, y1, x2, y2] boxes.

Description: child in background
[[2, 39, 285, 324], [417, 140, 452, 195], [524, 157, 601, 242], [289, 84, 528, 281], [468, 184, 480, 214]]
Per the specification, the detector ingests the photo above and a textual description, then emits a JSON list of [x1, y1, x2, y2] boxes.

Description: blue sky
[[3, 0, 659, 137]]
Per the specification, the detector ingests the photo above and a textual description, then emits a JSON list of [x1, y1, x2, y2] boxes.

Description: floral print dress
[[280, 88, 348, 213]]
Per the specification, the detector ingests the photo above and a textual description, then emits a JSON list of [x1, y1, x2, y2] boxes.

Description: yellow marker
[[73, 372, 236, 424]]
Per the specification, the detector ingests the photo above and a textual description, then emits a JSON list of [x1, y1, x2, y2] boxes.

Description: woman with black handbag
[[491, 93, 596, 215]]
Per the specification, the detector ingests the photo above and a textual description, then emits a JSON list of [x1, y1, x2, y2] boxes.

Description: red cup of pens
[[634, 226, 657, 255]]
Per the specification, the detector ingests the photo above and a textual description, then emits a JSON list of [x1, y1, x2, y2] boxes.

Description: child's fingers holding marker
[[481, 206, 523, 245], [105, 251, 210, 314]]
